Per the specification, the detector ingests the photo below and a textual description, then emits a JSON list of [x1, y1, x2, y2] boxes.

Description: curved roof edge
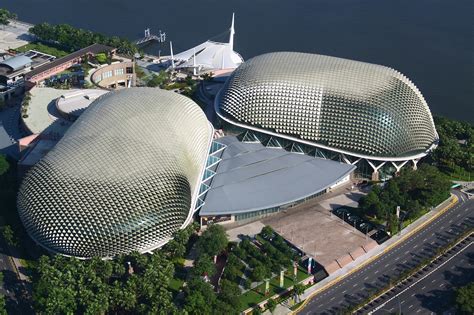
[[199, 164, 355, 216]]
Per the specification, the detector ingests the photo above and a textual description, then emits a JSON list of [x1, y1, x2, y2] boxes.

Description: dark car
[[358, 222, 375, 233], [371, 230, 390, 244], [333, 208, 350, 218]]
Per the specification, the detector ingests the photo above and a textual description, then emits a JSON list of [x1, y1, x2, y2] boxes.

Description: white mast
[[193, 47, 197, 76], [170, 41, 175, 69], [229, 12, 235, 51]]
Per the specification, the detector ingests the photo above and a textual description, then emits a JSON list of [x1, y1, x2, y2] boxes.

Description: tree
[[146, 70, 170, 88], [196, 224, 228, 258], [260, 226, 274, 240], [0, 294, 5, 315], [214, 299, 238, 315], [29, 23, 138, 54], [2, 225, 16, 246], [222, 264, 240, 282], [218, 279, 241, 310], [266, 298, 277, 313], [293, 283, 305, 302], [455, 282, 474, 314], [0, 9, 16, 26], [252, 306, 263, 315], [163, 239, 186, 259], [251, 265, 268, 282], [31, 250, 177, 314], [183, 278, 216, 315], [0, 155, 8, 176], [243, 278, 251, 290], [200, 72, 214, 81], [192, 254, 215, 278]]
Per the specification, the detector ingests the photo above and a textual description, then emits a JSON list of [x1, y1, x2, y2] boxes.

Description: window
[[102, 70, 112, 79]]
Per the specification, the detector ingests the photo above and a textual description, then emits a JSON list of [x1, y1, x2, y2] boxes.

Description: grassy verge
[[443, 165, 474, 181], [15, 42, 70, 58], [290, 301, 304, 311]]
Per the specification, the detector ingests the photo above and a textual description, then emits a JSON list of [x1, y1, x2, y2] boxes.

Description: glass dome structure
[[17, 88, 213, 258], [217, 52, 438, 161]]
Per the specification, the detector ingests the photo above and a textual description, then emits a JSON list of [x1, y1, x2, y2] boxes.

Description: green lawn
[[15, 42, 70, 58], [169, 263, 186, 296], [444, 165, 474, 181], [239, 266, 310, 311]]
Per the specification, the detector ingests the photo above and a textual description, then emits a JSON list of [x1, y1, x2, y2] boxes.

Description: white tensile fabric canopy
[[174, 40, 243, 71]]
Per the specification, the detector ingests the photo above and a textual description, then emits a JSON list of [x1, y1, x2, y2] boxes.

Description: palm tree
[[293, 283, 305, 303]]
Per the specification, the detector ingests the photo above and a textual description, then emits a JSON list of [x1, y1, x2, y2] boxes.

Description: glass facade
[[234, 189, 327, 222], [194, 141, 226, 213]]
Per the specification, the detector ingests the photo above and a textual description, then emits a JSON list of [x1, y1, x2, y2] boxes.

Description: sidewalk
[[292, 194, 458, 313], [8, 250, 30, 282]]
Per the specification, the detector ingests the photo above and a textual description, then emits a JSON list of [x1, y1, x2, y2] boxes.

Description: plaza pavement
[[0, 20, 34, 52]]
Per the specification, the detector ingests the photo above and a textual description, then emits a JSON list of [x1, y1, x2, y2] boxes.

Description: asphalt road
[[0, 237, 32, 314], [369, 236, 473, 314], [299, 191, 474, 314]]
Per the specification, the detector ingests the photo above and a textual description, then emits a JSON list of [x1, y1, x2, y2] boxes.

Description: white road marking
[[369, 241, 473, 314]]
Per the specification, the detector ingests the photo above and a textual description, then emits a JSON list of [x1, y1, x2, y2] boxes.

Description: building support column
[[340, 153, 351, 164], [391, 160, 409, 175], [412, 158, 420, 170], [367, 159, 386, 181]]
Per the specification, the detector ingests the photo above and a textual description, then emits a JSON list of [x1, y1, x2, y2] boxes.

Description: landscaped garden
[[14, 42, 69, 58]]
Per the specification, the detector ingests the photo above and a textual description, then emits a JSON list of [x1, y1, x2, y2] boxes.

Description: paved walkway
[[0, 20, 34, 52], [24, 87, 72, 136]]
